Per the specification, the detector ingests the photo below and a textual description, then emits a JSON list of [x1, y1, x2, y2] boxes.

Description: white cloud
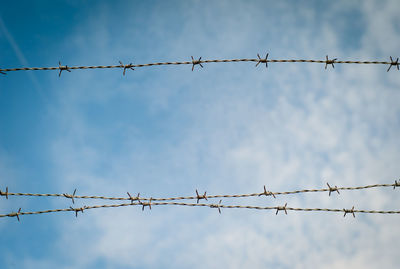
[[29, 0, 400, 268]]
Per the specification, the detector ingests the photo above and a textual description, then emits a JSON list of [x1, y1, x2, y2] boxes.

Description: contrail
[[0, 16, 47, 101]]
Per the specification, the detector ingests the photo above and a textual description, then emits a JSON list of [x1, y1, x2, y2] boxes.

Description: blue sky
[[1, 1, 400, 268]]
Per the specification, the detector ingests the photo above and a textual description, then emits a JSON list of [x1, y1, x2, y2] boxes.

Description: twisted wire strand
[[0, 57, 397, 73], [1, 201, 399, 220], [1, 182, 399, 202]]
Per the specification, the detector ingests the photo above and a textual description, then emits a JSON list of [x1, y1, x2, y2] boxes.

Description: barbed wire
[[1, 55, 399, 75], [1, 180, 399, 202], [1, 200, 400, 221]]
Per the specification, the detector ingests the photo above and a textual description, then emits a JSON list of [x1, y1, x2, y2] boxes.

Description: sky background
[[1, 0, 400, 268]]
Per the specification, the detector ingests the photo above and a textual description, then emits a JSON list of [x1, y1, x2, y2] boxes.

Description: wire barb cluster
[[196, 189, 208, 203], [0, 187, 9, 199], [387, 56, 399, 72], [343, 206, 356, 218], [325, 55, 337, 69], [127, 192, 140, 204], [1, 55, 399, 76], [70, 206, 87, 217], [256, 53, 269, 68], [63, 189, 77, 204], [276, 203, 288, 215], [8, 208, 22, 221], [259, 185, 276, 198], [141, 197, 152, 211], [210, 200, 222, 214], [327, 182, 340, 196], [58, 61, 71, 77], [191, 56, 203, 71], [119, 61, 135, 75]]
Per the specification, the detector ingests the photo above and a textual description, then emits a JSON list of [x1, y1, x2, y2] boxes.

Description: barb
[[8, 208, 22, 221], [276, 203, 288, 215], [327, 183, 340, 196], [119, 61, 134, 75], [258, 185, 276, 198], [0, 187, 8, 199], [70, 206, 87, 218], [0, 69, 5, 75], [1, 202, 399, 219], [325, 55, 337, 69], [191, 56, 203, 71], [63, 189, 77, 204], [210, 200, 222, 214], [1, 55, 397, 74], [127, 192, 141, 204], [255, 53, 269, 68], [343, 206, 356, 218], [196, 189, 208, 203], [141, 197, 152, 211], [394, 180, 400, 189], [387, 56, 399, 72], [58, 61, 71, 77], [2, 182, 398, 202]]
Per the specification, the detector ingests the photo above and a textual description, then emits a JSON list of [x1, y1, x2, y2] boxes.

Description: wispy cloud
[[0, 15, 46, 101], [44, 1, 400, 268], [3, 1, 400, 268]]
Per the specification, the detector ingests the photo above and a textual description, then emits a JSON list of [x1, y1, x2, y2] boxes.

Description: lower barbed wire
[[1, 201, 400, 220]]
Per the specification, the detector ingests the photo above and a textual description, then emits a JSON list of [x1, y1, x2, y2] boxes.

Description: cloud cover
[[1, 1, 400, 268]]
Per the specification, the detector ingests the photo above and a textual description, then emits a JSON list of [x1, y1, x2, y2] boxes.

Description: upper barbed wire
[[1, 181, 399, 202], [0, 55, 399, 74]]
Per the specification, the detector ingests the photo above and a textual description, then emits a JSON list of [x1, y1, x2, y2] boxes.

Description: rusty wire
[[1, 201, 400, 221], [1, 55, 399, 75], [1, 181, 399, 202]]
